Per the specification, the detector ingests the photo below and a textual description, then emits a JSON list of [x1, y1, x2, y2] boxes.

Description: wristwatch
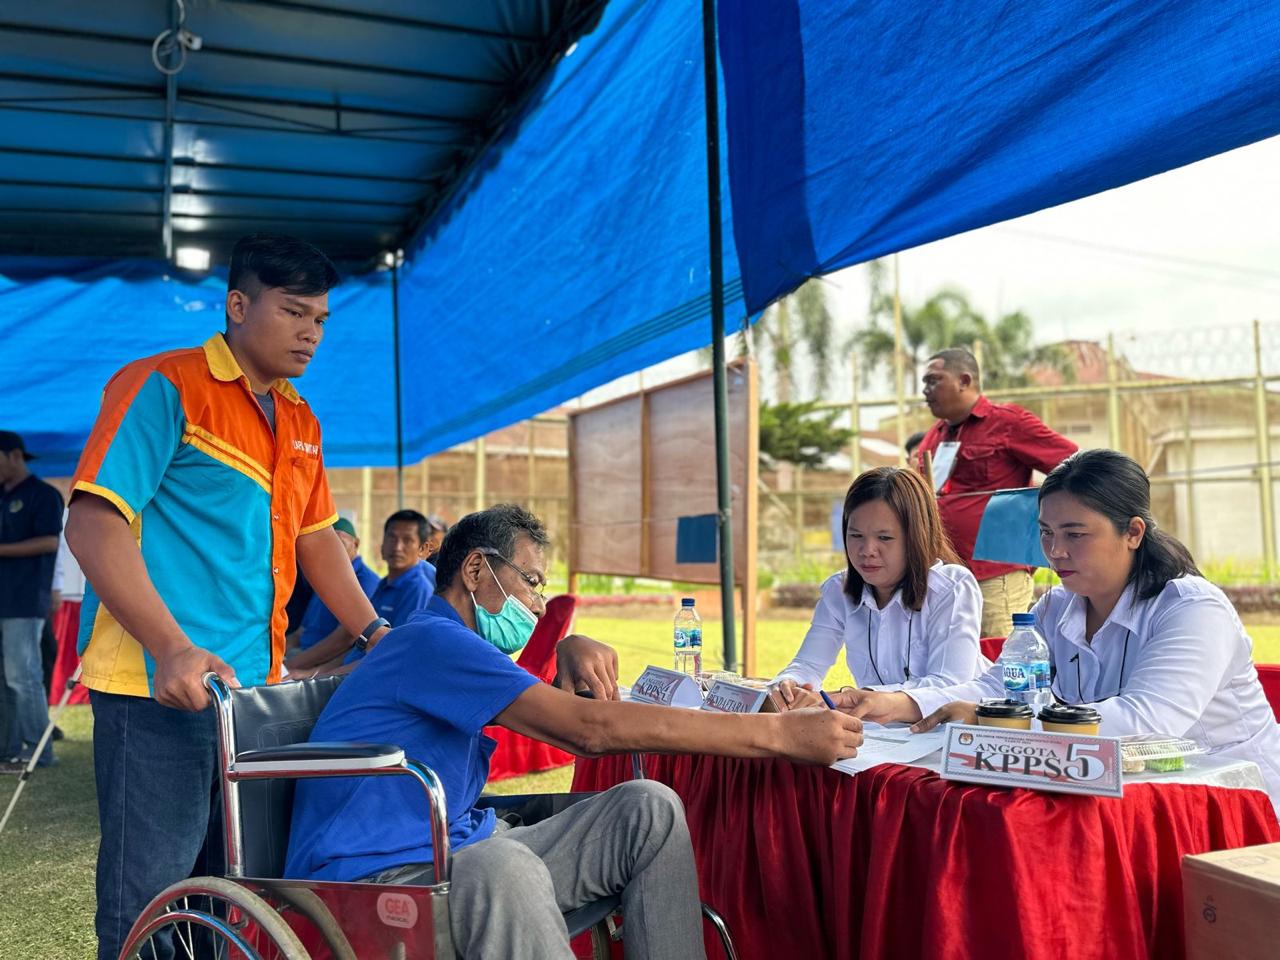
[[354, 617, 391, 652]]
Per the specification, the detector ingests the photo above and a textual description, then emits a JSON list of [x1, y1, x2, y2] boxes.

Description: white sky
[[578, 134, 1280, 410]]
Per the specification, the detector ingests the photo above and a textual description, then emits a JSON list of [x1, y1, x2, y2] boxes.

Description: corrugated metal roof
[[0, 0, 606, 268]]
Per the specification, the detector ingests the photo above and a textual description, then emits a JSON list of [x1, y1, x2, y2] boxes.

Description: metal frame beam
[[0, 207, 400, 226], [0, 101, 463, 147], [0, 21, 507, 88], [0, 69, 479, 127], [224, 0, 546, 44], [0, 144, 448, 186], [0, 176, 420, 208]]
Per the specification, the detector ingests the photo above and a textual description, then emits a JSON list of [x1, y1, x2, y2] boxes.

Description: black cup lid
[[1039, 703, 1102, 725], [975, 698, 1035, 718]]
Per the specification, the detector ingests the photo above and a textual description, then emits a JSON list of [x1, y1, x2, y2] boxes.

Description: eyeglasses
[[477, 548, 546, 598]]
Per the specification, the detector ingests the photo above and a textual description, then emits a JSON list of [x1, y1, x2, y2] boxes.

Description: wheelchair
[[118, 673, 738, 959]]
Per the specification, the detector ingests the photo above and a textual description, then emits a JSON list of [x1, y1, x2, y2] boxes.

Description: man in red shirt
[[914, 348, 1077, 636]]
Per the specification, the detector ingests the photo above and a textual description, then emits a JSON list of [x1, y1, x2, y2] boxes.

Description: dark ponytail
[[1039, 449, 1200, 600]]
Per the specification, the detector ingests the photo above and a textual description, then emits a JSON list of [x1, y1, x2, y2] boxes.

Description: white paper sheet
[[859, 721, 917, 742], [930, 441, 960, 491], [830, 727, 946, 776]]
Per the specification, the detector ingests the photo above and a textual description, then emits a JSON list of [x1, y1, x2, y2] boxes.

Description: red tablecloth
[[485, 727, 575, 781], [573, 754, 1280, 960]]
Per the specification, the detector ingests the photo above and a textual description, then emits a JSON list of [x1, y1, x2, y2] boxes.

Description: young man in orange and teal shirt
[[66, 234, 393, 960]]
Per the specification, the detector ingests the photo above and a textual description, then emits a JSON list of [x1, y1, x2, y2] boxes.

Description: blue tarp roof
[[718, 0, 1280, 313], [392, 0, 743, 459], [0, 258, 394, 476], [1, 0, 742, 473], [5, 0, 1280, 473]]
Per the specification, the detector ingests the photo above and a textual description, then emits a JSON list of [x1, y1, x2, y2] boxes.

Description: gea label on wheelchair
[[377, 891, 420, 928], [941, 724, 1123, 798]]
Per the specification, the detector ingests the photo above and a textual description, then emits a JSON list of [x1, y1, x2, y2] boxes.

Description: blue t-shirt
[[344, 559, 436, 664], [297, 556, 380, 650], [284, 594, 539, 882]]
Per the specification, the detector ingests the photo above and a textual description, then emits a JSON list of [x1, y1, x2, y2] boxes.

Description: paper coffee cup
[[1039, 703, 1102, 735], [975, 698, 1034, 730]]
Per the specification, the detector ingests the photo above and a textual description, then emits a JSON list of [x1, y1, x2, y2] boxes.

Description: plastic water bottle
[[673, 598, 703, 677], [1000, 612, 1052, 713]]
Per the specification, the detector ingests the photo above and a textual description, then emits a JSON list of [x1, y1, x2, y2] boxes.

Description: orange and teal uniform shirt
[[71, 333, 338, 698]]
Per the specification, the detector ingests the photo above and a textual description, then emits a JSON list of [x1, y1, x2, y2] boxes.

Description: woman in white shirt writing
[[775, 466, 986, 707], [836, 449, 1280, 811]]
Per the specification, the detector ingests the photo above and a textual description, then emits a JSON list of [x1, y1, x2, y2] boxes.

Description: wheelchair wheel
[[118, 875, 310, 960]]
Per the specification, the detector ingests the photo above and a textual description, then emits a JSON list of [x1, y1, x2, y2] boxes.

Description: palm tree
[[854, 287, 1069, 389], [724, 277, 836, 403]]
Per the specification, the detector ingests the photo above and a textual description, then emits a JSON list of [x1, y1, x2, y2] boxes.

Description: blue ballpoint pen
[[820, 690, 836, 709]]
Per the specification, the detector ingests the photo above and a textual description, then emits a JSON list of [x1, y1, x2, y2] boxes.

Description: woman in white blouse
[[774, 466, 987, 707], [836, 449, 1280, 811]]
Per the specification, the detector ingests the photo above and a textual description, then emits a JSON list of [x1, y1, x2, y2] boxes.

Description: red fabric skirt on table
[[49, 600, 88, 706], [485, 728, 575, 781], [573, 754, 1280, 960]]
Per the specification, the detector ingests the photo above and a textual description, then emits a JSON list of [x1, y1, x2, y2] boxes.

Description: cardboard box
[[1183, 843, 1280, 959]]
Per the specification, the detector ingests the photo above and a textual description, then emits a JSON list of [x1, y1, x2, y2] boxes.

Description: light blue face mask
[[471, 557, 538, 654]]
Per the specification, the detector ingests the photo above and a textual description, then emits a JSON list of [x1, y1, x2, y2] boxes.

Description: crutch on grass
[[0, 663, 81, 838]]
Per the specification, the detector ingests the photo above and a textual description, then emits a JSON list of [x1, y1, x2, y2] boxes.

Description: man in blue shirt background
[[288, 509, 437, 671], [289, 517, 379, 652], [367, 508, 437, 625], [286, 504, 863, 959]]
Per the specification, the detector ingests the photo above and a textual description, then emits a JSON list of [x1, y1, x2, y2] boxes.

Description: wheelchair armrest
[[232, 741, 405, 774]]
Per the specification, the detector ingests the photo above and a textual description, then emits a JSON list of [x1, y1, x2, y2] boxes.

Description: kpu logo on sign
[[633, 672, 683, 704], [627, 666, 703, 708], [941, 724, 1123, 798]]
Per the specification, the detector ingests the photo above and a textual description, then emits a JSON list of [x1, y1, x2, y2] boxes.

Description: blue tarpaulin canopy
[[0, 0, 743, 470], [4, 0, 1280, 471], [718, 0, 1280, 312], [393, 0, 742, 458], [0, 257, 394, 476]]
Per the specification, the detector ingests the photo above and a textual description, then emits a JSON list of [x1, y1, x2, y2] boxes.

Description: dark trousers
[[90, 690, 223, 960]]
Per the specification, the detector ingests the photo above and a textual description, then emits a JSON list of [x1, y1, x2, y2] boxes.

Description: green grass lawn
[[4, 615, 1278, 959]]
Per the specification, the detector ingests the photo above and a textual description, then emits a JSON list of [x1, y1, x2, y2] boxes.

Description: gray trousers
[[371, 780, 706, 960]]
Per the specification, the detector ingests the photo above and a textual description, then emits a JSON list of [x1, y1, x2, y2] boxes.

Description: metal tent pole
[[159, 0, 181, 260], [392, 258, 405, 508], [701, 0, 737, 671]]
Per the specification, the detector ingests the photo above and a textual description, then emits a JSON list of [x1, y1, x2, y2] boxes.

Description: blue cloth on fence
[[973, 488, 1046, 569]]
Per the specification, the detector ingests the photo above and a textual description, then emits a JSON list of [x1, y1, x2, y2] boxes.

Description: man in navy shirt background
[[288, 517, 380, 652], [0, 431, 64, 771], [286, 504, 863, 959]]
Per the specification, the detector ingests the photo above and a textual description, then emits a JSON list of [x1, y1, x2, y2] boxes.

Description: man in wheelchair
[[284, 504, 863, 959]]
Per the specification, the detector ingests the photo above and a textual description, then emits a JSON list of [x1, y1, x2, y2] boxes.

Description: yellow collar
[[202, 333, 301, 404]]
